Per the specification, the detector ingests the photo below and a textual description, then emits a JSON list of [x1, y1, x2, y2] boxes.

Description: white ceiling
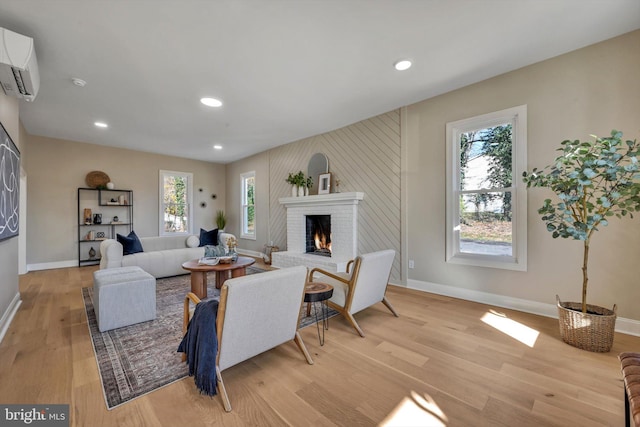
[[1, 1, 639, 164]]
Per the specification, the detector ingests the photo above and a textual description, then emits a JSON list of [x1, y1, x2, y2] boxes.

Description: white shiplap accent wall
[[269, 110, 402, 281]]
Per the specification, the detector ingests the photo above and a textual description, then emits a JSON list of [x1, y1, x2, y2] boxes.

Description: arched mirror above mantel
[[307, 153, 329, 195]]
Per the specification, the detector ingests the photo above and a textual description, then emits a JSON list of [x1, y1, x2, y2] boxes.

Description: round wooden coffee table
[[182, 256, 256, 298]]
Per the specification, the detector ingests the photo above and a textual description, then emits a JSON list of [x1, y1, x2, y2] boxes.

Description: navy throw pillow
[[199, 228, 219, 247], [117, 230, 144, 255]]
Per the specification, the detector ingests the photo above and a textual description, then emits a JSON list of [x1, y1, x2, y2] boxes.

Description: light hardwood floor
[[0, 262, 638, 426]]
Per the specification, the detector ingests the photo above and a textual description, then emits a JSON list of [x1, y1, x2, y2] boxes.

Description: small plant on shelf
[[286, 171, 306, 187]]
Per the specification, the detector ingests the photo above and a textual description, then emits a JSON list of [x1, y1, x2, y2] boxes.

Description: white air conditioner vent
[[0, 27, 39, 102]]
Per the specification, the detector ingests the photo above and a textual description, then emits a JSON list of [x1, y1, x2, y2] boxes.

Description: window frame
[[240, 171, 256, 240], [159, 170, 193, 236], [445, 105, 527, 271]]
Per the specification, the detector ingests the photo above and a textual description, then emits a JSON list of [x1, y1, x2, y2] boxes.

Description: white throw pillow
[[186, 235, 199, 248]]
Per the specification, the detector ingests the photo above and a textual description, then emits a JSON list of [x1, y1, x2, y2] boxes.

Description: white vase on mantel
[[291, 185, 297, 197], [298, 186, 305, 197], [304, 187, 309, 196]]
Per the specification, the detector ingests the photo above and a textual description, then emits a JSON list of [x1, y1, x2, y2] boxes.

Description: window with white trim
[[446, 105, 527, 270], [241, 171, 256, 240], [159, 170, 193, 235]]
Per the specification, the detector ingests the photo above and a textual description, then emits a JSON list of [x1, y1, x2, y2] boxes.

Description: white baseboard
[[406, 279, 640, 337], [0, 292, 22, 344], [27, 260, 78, 271]]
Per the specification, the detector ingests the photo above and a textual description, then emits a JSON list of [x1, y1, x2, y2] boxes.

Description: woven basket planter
[[556, 295, 617, 353]]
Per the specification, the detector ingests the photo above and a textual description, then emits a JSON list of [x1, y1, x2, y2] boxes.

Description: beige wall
[[405, 30, 640, 319], [0, 92, 21, 323], [26, 136, 226, 265]]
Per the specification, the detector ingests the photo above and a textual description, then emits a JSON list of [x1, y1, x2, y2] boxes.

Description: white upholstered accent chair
[[308, 249, 398, 337], [182, 265, 313, 411]]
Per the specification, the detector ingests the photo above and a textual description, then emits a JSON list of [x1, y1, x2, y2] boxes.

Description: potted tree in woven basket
[[523, 130, 640, 352]]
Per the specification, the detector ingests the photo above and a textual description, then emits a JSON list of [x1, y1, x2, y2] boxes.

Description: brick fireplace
[[272, 192, 364, 272]]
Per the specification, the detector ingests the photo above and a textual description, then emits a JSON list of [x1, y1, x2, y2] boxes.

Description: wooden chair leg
[[217, 367, 232, 412], [294, 332, 314, 365], [382, 296, 399, 317], [625, 386, 631, 427], [345, 311, 365, 337]]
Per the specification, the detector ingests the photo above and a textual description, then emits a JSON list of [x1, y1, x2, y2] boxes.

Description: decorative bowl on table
[[218, 256, 233, 264], [198, 257, 219, 266]]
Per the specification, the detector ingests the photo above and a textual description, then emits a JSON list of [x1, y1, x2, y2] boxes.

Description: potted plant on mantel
[[523, 130, 640, 352], [305, 175, 314, 196], [286, 171, 307, 197]]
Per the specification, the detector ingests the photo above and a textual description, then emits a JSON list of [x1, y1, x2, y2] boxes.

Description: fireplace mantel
[[279, 192, 364, 208]]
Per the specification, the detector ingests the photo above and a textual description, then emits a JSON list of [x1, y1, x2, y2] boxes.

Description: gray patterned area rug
[[82, 266, 338, 409]]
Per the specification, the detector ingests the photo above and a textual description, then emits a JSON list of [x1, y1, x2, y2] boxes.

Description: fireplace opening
[[305, 215, 331, 257]]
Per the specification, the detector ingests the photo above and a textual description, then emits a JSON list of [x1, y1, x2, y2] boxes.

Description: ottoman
[[93, 266, 156, 332]]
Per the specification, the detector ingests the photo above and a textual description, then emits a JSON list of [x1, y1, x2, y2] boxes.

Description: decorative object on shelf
[[523, 130, 640, 352], [86, 230, 95, 240], [118, 195, 126, 205], [215, 210, 226, 230], [96, 232, 105, 239], [112, 216, 119, 222], [318, 173, 331, 194], [93, 213, 102, 224], [89, 246, 96, 259], [85, 171, 110, 189], [305, 176, 313, 196], [84, 208, 92, 225], [286, 171, 306, 197], [307, 152, 329, 195], [226, 235, 238, 261], [106, 182, 115, 190]]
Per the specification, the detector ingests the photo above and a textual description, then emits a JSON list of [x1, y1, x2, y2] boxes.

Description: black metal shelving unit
[[77, 187, 133, 266]]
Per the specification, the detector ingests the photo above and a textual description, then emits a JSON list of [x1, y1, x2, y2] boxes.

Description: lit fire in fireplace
[[306, 214, 331, 257], [314, 231, 332, 255]]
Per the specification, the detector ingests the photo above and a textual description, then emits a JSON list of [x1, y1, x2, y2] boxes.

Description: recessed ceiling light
[[72, 77, 86, 87], [94, 122, 108, 128], [394, 60, 412, 71], [213, 145, 223, 150], [201, 97, 223, 107]]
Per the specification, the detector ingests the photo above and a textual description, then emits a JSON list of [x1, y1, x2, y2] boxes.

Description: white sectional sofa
[[99, 232, 235, 278]]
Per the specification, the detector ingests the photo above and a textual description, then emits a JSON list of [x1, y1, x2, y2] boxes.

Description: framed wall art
[[0, 122, 20, 242], [318, 172, 331, 195]]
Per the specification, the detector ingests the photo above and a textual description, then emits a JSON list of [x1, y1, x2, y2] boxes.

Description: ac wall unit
[[0, 27, 39, 102]]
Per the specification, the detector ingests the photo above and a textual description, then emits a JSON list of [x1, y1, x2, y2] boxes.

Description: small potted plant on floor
[[523, 130, 640, 352], [215, 210, 226, 231]]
